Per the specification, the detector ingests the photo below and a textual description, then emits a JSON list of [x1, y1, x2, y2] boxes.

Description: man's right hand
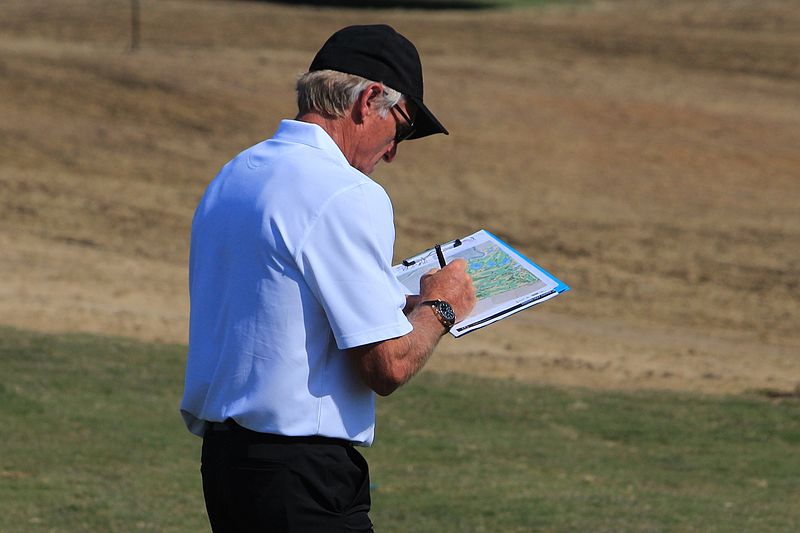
[[418, 258, 477, 322]]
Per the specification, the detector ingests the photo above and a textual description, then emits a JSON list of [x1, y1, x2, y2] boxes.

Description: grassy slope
[[1, 327, 798, 532]]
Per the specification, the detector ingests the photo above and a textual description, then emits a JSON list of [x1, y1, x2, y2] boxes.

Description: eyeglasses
[[391, 104, 416, 144]]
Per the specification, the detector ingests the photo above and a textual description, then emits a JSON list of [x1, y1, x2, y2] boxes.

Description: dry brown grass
[[1, 0, 798, 394]]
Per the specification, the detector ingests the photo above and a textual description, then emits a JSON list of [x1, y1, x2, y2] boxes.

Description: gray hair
[[296, 70, 402, 119]]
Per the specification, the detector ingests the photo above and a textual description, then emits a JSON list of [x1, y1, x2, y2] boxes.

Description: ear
[[353, 83, 384, 124]]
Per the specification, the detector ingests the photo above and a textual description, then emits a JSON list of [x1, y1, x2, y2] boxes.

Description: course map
[[455, 242, 542, 300], [396, 241, 547, 317], [393, 229, 569, 336]]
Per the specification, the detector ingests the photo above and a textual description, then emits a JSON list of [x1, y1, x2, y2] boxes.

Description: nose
[[382, 142, 398, 163]]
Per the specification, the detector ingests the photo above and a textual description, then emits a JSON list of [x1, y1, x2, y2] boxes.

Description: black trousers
[[201, 422, 374, 533]]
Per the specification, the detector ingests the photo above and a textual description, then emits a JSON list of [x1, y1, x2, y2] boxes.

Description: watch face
[[437, 301, 456, 324]]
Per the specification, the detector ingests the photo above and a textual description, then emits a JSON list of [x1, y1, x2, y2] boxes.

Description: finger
[[447, 258, 468, 270]]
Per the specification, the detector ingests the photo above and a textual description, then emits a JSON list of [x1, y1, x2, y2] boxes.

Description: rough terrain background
[[1, 0, 798, 394]]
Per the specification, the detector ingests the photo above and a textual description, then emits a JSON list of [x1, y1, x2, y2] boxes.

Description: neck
[[296, 112, 357, 164]]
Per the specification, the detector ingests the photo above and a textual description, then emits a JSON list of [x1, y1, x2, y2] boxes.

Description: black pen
[[434, 244, 446, 268]]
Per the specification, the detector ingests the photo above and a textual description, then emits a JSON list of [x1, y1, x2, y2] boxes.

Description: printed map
[[456, 242, 542, 300], [396, 241, 546, 316], [393, 230, 567, 336]]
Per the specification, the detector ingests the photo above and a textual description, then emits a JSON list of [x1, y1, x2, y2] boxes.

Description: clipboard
[[393, 229, 570, 337]]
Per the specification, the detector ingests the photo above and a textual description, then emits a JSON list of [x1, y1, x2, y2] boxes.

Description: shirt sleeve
[[296, 182, 413, 350]]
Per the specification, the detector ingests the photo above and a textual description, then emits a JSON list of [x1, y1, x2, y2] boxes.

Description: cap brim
[[406, 96, 448, 140]]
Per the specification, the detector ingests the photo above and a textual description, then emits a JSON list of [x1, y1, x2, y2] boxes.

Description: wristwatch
[[421, 299, 456, 332]]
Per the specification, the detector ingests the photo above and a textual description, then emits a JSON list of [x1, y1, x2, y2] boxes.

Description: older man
[[181, 25, 475, 532]]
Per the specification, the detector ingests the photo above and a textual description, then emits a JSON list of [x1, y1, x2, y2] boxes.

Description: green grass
[[1, 327, 798, 532], [366, 376, 800, 532], [0, 328, 206, 532]]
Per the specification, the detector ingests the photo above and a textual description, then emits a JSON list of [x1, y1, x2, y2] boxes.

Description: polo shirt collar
[[272, 120, 350, 167]]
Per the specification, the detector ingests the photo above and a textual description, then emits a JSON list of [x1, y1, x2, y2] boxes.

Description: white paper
[[393, 229, 569, 337]]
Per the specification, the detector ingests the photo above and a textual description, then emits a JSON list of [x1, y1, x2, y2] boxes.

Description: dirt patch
[[1, 0, 798, 395]]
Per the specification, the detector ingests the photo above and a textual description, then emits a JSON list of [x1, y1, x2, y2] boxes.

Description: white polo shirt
[[180, 120, 413, 445]]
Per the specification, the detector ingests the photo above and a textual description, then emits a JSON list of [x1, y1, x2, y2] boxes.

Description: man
[[181, 24, 476, 532]]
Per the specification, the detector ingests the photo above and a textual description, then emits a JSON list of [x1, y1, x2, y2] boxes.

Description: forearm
[[393, 304, 447, 382], [351, 259, 476, 396], [350, 303, 445, 396]]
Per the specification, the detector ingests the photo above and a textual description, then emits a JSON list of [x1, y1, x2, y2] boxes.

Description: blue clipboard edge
[[449, 229, 571, 337], [483, 229, 571, 295], [393, 229, 571, 337]]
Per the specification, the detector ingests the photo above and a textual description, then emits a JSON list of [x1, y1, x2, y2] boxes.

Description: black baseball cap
[[308, 24, 448, 140]]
